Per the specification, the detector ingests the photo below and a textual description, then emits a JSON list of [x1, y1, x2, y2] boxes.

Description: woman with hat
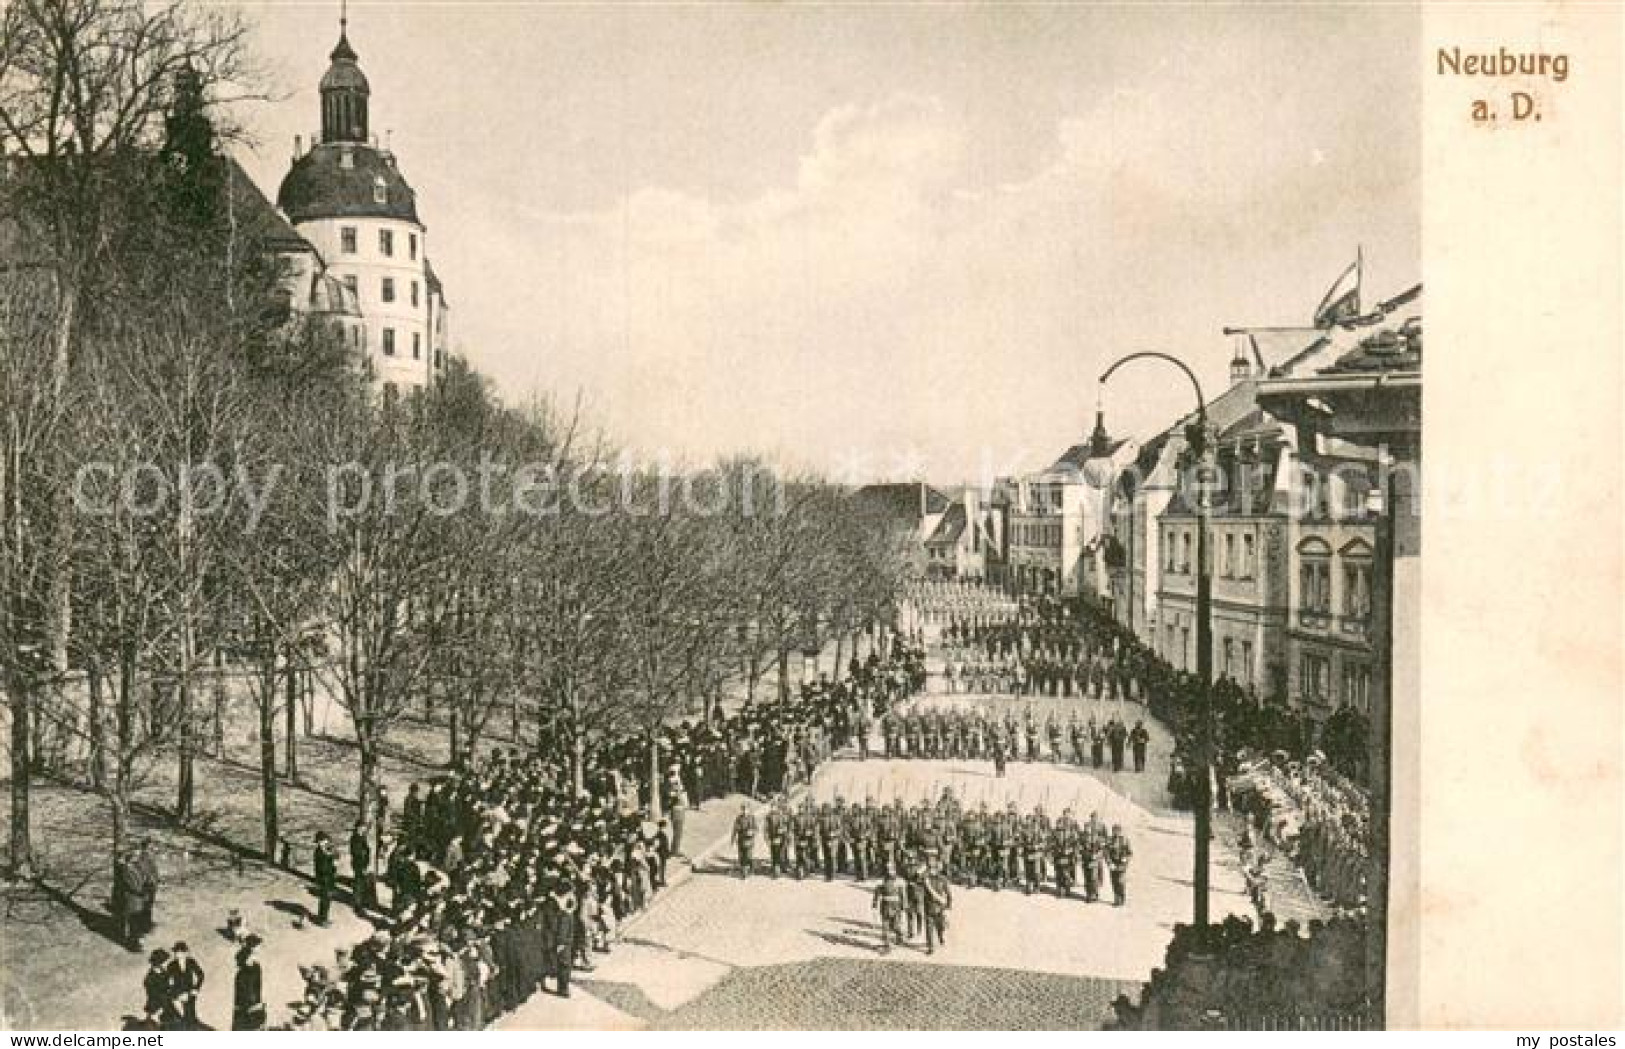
[[231, 933, 266, 1030]]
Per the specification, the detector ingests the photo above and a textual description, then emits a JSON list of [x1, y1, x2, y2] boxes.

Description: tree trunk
[[777, 648, 790, 703], [646, 734, 663, 822], [88, 662, 107, 790], [568, 678, 585, 795], [111, 637, 137, 871], [259, 660, 279, 859], [284, 649, 299, 782], [211, 648, 226, 758], [176, 679, 194, 821], [356, 735, 377, 830], [7, 677, 32, 877]]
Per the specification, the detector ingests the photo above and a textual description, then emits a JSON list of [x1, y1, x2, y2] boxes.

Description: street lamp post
[[1099, 351, 1213, 928]]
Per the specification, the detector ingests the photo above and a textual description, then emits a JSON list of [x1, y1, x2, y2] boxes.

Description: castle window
[[410, 280, 419, 307], [373, 176, 387, 205], [412, 332, 421, 360], [382, 328, 396, 356], [380, 229, 394, 257], [434, 349, 444, 369], [340, 226, 357, 254], [409, 233, 418, 260], [340, 147, 355, 170], [381, 277, 396, 303], [343, 274, 358, 300]]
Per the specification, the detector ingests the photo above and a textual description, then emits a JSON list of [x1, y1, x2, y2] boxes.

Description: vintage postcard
[[0, 0, 1618, 1035]]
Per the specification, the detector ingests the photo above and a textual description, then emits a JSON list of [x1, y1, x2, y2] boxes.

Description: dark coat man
[[1108, 720, 1128, 772], [1130, 721, 1151, 772], [543, 887, 578, 998], [142, 951, 177, 1029], [231, 937, 265, 1031], [114, 850, 145, 948], [166, 943, 205, 1028], [313, 832, 338, 925], [349, 823, 375, 913], [134, 842, 159, 936]]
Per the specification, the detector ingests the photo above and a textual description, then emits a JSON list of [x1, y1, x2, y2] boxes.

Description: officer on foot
[[921, 860, 952, 955], [733, 804, 758, 879], [765, 797, 790, 878], [1106, 824, 1133, 906], [872, 864, 906, 955]]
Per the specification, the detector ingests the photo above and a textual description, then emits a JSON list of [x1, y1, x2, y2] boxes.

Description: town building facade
[[1001, 413, 1137, 598]]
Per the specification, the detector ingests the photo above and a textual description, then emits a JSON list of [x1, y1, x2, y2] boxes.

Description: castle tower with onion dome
[[277, 12, 449, 392]]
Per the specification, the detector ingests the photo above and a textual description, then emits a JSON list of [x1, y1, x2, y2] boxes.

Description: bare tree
[[0, 0, 258, 875]]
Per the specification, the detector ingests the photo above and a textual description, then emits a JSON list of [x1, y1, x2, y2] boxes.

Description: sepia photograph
[[5, 0, 1570, 1034]]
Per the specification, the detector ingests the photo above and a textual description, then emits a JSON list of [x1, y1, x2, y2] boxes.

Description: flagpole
[[1356, 244, 1364, 313]]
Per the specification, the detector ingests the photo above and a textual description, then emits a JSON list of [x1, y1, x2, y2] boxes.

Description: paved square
[[500, 700, 1256, 1030]]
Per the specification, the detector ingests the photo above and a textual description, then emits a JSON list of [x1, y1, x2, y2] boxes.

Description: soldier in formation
[[734, 789, 1133, 908]]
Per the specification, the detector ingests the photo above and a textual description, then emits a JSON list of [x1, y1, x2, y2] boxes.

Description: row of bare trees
[[0, 0, 911, 893]]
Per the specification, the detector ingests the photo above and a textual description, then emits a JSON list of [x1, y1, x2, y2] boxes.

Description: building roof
[[1050, 437, 1128, 473], [277, 141, 421, 225], [853, 482, 951, 524], [320, 32, 370, 94], [226, 156, 313, 255], [1321, 316, 1421, 374], [924, 502, 967, 546]]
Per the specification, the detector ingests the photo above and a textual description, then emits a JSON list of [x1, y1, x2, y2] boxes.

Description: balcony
[[1297, 608, 1333, 631]]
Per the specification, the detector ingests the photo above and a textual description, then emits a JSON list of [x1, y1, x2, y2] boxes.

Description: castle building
[[274, 18, 450, 392]]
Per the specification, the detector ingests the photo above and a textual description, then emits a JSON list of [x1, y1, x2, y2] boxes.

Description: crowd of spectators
[[241, 643, 924, 1029], [1107, 914, 1377, 1030]]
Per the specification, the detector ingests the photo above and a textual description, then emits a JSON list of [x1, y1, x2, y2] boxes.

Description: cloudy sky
[[233, 2, 1419, 485]]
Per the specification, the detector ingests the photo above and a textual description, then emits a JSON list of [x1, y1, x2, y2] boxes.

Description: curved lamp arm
[[1098, 351, 1207, 420]]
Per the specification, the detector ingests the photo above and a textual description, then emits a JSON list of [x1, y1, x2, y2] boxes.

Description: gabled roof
[[924, 502, 967, 546], [852, 482, 951, 523], [226, 156, 313, 255], [1050, 438, 1128, 473]]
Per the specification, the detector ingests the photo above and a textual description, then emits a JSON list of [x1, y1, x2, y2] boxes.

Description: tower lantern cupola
[[1230, 340, 1253, 383], [319, 19, 369, 144]]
